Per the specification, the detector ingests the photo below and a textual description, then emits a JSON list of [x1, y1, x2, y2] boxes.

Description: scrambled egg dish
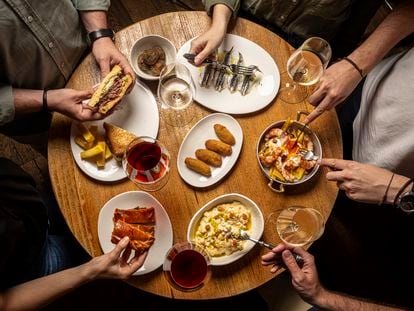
[[193, 201, 251, 257]]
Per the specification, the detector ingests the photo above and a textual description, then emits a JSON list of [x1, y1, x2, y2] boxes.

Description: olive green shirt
[[207, 0, 390, 57], [0, 0, 110, 125], [205, 0, 355, 40]]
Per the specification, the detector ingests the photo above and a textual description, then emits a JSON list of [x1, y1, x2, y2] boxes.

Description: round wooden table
[[48, 11, 342, 299]]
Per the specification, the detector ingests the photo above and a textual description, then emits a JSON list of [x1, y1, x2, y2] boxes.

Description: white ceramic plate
[[98, 191, 173, 275], [70, 81, 159, 182], [177, 34, 280, 114], [187, 193, 264, 266], [177, 113, 243, 188]]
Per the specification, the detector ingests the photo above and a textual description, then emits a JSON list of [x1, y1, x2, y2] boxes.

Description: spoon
[[238, 230, 304, 267]]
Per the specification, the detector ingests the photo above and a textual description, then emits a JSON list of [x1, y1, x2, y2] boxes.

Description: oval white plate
[[187, 193, 264, 266], [70, 80, 159, 182], [177, 34, 280, 114], [98, 191, 173, 275], [177, 113, 243, 188]]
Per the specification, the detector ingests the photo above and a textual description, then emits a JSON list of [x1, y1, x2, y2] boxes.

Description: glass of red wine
[[123, 136, 170, 192], [163, 242, 211, 291]]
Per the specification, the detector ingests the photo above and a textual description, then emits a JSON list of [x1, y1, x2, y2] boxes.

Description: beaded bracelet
[[343, 57, 364, 78], [42, 89, 49, 113], [378, 173, 395, 206]]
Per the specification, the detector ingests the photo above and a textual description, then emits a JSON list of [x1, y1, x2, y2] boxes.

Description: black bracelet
[[342, 57, 365, 78], [42, 89, 49, 113], [378, 173, 395, 206], [88, 28, 114, 44], [393, 178, 414, 207]]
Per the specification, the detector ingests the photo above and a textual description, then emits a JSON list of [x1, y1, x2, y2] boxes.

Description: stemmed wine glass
[[267, 206, 325, 247], [278, 37, 332, 104], [123, 136, 170, 192], [158, 62, 196, 127]]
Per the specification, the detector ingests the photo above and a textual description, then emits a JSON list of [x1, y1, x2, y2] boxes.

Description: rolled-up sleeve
[[71, 0, 110, 11], [0, 84, 15, 126], [203, 0, 240, 18]]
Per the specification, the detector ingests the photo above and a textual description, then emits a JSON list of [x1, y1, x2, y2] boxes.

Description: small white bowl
[[129, 35, 177, 80]]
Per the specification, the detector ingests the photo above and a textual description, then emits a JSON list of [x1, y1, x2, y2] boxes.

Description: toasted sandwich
[[103, 122, 137, 160], [88, 65, 133, 114]]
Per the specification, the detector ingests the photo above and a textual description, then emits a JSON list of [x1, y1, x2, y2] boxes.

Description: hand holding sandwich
[[46, 88, 106, 121]]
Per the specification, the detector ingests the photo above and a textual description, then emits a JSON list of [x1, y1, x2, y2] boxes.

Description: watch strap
[[394, 178, 414, 212], [88, 28, 114, 44]]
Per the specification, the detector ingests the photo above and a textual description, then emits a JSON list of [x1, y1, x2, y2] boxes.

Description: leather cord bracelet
[[42, 89, 49, 113], [378, 173, 395, 206], [342, 57, 364, 78], [393, 178, 414, 207]]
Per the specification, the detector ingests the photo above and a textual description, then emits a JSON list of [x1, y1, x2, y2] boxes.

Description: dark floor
[[3, 1, 413, 310]]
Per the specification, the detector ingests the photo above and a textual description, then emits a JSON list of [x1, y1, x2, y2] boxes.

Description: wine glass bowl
[[158, 62, 196, 127], [122, 136, 170, 192], [267, 206, 325, 247], [163, 242, 211, 291], [278, 37, 332, 104]]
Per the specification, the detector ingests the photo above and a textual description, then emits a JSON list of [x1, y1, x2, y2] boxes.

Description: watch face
[[399, 193, 414, 213]]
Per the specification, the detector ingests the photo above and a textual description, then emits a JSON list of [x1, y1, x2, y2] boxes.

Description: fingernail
[[120, 236, 129, 245]]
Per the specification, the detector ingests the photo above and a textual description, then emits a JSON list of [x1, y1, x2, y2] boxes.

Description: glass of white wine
[[158, 62, 196, 127], [278, 37, 332, 104], [267, 206, 325, 247]]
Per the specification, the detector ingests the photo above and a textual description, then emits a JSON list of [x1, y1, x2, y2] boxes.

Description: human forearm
[[0, 262, 97, 311], [12, 89, 43, 116], [210, 4, 233, 35], [347, 0, 414, 75], [311, 288, 405, 311], [80, 10, 108, 33]]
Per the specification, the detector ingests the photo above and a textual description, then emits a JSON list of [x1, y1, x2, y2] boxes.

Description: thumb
[[77, 89, 93, 100], [112, 236, 129, 257], [282, 250, 301, 275], [194, 48, 212, 66]]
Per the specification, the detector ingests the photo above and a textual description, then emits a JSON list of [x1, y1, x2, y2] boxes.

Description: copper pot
[[256, 111, 322, 193]]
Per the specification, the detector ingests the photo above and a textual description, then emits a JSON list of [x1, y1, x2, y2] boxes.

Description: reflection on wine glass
[[267, 206, 325, 247], [158, 62, 196, 127], [278, 37, 332, 104], [122, 136, 170, 192], [163, 242, 211, 291]]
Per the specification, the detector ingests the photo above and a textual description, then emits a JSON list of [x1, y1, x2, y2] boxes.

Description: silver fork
[[237, 230, 304, 267], [229, 64, 261, 76], [299, 149, 318, 161], [183, 53, 260, 75]]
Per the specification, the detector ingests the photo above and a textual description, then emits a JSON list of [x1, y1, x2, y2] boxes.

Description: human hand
[[321, 158, 395, 204], [304, 60, 363, 124], [262, 244, 324, 304], [88, 236, 147, 280], [47, 88, 106, 121], [189, 27, 226, 66], [92, 37, 136, 86]]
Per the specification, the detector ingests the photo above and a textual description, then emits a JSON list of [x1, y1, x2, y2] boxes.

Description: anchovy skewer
[[241, 73, 252, 96], [215, 47, 233, 92], [201, 63, 215, 87], [229, 52, 243, 93]]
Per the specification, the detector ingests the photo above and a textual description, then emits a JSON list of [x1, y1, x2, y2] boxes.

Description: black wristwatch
[[394, 179, 414, 213], [88, 28, 115, 44]]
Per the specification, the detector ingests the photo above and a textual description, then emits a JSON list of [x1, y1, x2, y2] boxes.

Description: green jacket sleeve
[[0, 84, 15, 126], [203, 0, 240, 18], [71, 0, 111, 11]]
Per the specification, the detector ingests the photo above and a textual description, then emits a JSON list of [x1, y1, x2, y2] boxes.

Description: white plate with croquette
[[177, 113, 243, 188]]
